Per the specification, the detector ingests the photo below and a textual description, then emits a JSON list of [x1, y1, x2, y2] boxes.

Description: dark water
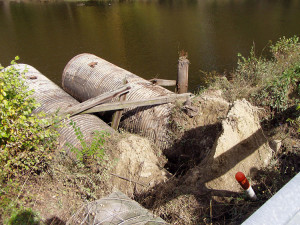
[[1, 0, 300, 91]]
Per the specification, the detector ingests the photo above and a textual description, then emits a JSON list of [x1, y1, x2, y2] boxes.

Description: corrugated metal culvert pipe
[[11, 64, 114, 158], [67, 191, 168, 225], [62, 54, 175, 149]]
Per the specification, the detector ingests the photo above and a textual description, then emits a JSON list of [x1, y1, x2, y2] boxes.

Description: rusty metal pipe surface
[[62, 54, 174, 149], [11, 64, 114, 158]]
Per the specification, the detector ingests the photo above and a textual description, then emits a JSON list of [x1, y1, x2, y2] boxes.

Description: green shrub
[[236, 46, 272, 86], [271, 36, 299, 60], [252, 63, 300, 113], [0, 58, 58, 181]]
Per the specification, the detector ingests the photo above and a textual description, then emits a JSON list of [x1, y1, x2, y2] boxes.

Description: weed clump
[[6, 208, 41, 225], [66, 120, 107, 166], [209, 36, 300, 117]]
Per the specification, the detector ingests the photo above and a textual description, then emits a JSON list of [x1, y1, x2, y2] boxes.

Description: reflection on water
[[0, 0, 299, 91]]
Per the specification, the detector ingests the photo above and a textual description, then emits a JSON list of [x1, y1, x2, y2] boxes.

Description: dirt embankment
[[11, 89, 297, 225], [134, 90, 276, 224]]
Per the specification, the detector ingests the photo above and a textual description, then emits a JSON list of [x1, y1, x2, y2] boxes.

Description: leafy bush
[[0, 58, 58, 181], [236, 46, 271, 86], [271, 36, 299, 60]]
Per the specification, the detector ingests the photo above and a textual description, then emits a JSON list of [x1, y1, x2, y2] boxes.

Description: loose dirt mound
[[19, 133, 168, 224], [136, 93, 274, 224], [111, 135, 168, 194], [184, 98, 273, 192], [165, 90, 230, 174]]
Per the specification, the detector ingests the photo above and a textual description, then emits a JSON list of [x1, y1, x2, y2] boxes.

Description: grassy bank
[[207, 36, 299, 115]]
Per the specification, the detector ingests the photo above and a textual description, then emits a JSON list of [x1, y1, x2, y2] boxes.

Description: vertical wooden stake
[[176, 56, 189, 94], [111, 79, 128, 130]]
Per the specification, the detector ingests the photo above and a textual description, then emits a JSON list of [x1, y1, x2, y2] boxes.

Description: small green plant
[[236, 45, 269, 86], [199, 70, 223, 88], [0, 58, 58, 181], [6, 208, 42, 225], [66, 120, 107, 164], [0, 178, 22, 222]]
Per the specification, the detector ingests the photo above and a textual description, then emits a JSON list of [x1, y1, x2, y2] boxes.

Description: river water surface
[[1, 0, 300, 91]]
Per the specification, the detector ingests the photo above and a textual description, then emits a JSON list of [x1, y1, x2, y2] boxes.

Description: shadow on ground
[[45, 216, 65, 225], [134, 125, 276, 224]]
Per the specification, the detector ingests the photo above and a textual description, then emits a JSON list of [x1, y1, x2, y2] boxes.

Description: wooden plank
[[57, 85, 131, 118], [81, 93, 192, 114], [111, 92, 127, 130], [149, 79, 176, 86]]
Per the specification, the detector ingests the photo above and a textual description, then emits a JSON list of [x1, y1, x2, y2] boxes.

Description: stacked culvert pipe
[[11, 64, 114, 158], [62, 54, 174, 149]]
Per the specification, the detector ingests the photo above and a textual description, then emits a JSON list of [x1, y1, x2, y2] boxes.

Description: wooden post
[[176, 56, 189, 94], [111, 79, 128, 130]]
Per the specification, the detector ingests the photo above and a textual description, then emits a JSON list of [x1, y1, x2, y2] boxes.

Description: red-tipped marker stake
[[235, 172, 257, 200]]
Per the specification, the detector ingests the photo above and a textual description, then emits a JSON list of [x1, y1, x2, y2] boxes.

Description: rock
[[182, 104, 199, 118], [269, 140, 282, 152]]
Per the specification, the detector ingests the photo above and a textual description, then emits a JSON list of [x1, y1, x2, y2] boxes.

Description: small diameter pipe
[[235, 172, 257, 200]]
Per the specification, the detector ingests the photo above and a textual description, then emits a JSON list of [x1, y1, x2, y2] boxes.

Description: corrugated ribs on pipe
[[12, 64, 114, 158], [62, 53, 174, 149]]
